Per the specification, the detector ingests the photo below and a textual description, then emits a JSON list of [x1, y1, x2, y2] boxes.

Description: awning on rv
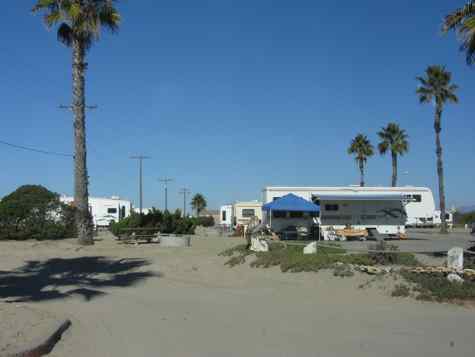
[[315, 192, 404, 201], [262, 194, 320, 212]]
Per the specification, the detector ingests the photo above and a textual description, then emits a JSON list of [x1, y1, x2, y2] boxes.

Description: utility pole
[[158, 178, 174, 211], [130, 155, 151, 215], [179, 188, 191, 218], [59, 105, 98, 111]]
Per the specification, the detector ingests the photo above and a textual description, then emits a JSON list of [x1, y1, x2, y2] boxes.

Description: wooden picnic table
[[118, 227, 160, 244]]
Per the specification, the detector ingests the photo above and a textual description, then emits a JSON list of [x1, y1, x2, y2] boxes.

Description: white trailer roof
[[315, 192, 404, 201]]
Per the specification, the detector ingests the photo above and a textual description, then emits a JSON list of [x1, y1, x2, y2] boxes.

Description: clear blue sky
[[1, 0, 474, 210]]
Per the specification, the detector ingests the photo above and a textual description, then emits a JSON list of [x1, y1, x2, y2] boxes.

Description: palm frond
[[416, 65, 458, 106], [33, 0, 121, 50], [443, 2, 475, 65], [57, 23, 73, 47], [443, 1, 475, 32]]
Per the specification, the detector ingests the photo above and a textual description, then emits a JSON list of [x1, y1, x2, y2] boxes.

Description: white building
[[262, 186, 451, 227], [61, 195, 132, 227]]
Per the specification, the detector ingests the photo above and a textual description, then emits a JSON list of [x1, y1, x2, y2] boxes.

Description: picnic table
[[118, 227, 160, 244]]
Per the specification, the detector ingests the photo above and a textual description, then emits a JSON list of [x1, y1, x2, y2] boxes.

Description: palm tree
[[33, 1, 121, 245], [416, 65, 458, 234], [347, 134, 374, 187], [443, 1, 475, 65], [377, 123, 409, 187], [191, 194, 207, 217]]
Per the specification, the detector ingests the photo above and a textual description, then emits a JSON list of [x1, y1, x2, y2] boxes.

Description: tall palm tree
[[33, 0, 121, 245], [347, 134, 374, 187], [416, 65, 458, 234], [191, 193, 207, 217], [377, 123, 409, 187], [443, 1, 475, 65]]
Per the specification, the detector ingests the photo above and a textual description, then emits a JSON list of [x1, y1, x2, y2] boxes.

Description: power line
[[0, 139, 73, 158]]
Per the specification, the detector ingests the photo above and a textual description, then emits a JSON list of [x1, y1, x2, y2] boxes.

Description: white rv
[[60, 195, 132, 227], [316, 192, 407, 237], [219, 201, 263, 228], [262, 186, 451, 228], [219, 205, 233, 227]]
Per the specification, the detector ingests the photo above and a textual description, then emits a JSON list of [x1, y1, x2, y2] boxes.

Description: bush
[[391, 284, 411, 297], [195, 216, 215, 227], [368, 241, 419, 266], [110, 207, 196, 236], [219, 243, 375, 272], [0, 185, 76, 240], [401, 271, 475, 302]]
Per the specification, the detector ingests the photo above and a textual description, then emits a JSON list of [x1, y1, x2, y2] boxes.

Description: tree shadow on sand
[[0, 256, 160, 303]]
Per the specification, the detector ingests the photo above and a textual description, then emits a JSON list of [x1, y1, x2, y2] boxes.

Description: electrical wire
[[0, 139, 73, 158]]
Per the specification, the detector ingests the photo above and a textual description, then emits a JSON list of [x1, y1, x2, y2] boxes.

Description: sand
[[1, 232, 474, 357]]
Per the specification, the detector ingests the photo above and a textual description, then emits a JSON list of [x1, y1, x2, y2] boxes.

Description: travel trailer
[[316, 192, 406, 238], [219, 205, 233, 227], [261, 192, 406, 239], [219, 201, 263, 228], [233, 201, 263, 227], [262, 186, 451, 227], [60, 195, 132, 227]]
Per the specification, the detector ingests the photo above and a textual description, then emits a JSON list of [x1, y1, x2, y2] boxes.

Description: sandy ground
[[1, 232, 475, 357]]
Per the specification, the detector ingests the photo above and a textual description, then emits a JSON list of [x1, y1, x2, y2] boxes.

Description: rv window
[[273, 211, 286, 218], [445, 213, 450, 220], [325, 204, 339, 211], [107, 208, 117, 214], [289, 211, 304, 218], [412, 195, 422, 202], [222, 211, 227, 221], [272, 197, 281, 201], [242, 209, 255, 217]]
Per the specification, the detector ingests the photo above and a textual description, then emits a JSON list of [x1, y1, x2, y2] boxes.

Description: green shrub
[[333, 264, 355, 278], [110, 208, 196, 236], [401, 271, 475, 302], [219, 243, 373, 272], [391, 284, 411, 297], [368, 241, 419, 266], [195, 216, 215, 227], [0, 185, 76, 240]]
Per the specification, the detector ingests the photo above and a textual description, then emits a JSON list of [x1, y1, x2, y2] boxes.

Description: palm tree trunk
[[359, 160, 365, 187], [72, 38, 93, 245], [434, 103, 448, 234], [391, 152, 398, 187]]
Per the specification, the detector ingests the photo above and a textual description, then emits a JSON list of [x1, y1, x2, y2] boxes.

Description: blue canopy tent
[[262, 194, 320, 228]]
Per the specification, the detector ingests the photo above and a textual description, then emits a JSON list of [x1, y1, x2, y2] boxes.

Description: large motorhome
[[262, 186, 452, 228], [61, 195, 132, 227]]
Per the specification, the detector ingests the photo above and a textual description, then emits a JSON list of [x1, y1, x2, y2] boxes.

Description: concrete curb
[[4, 319, 71, 357]]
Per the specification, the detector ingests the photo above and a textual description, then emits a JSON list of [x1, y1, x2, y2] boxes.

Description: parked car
[[471, 222, 475, 235]]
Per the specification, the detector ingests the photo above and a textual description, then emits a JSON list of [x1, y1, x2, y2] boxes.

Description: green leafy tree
[[377, 123, 409, 187], [33, 0, 121, 245], [443, 1, 475, 65], [0, 185, 76, 240], [416, 65, 458, 234], [191, 193, 207, 216], [348, 134, 374, 187]]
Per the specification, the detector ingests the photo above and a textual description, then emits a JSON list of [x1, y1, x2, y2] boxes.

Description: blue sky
[[1, 0, 474, 210]]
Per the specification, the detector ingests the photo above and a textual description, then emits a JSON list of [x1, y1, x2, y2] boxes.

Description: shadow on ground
[[0, 256, 159, 303]]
